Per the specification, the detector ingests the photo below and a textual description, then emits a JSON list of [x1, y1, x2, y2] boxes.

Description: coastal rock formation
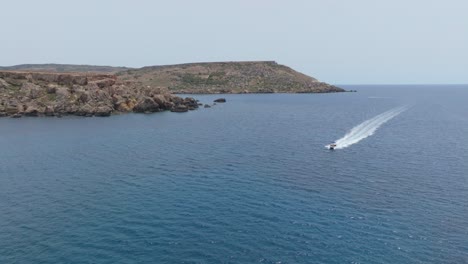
[[0, 61, 345, 117], [214, 98, 226, 103], [0, 71, 198, 117], [2, 61, 344, 94], [133, 97, 160, 113], [117, 61, 344, 94], [171, 105, 188, 113]]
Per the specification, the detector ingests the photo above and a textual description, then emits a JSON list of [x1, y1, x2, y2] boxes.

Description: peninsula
[[0, 61, 344, 117]]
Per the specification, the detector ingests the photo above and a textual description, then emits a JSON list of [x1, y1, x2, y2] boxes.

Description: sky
[[1, 0, 467, 84]]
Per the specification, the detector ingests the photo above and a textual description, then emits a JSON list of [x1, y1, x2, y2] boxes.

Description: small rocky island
[[0, 61, 344, 117]]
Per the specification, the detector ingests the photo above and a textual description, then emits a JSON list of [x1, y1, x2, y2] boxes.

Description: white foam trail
[[328, 106, 408, 149]]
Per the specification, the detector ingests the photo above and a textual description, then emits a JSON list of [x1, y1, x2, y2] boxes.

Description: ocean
[[1, 85, 467, 263]]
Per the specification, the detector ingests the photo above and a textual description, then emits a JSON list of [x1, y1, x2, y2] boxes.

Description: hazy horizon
[[1, 0, 467, 84], [2, 62, 467, 85]]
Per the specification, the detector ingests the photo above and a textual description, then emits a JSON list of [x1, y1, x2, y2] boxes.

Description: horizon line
[[336, 83, 468, 86], [1, 63, 467, 86]]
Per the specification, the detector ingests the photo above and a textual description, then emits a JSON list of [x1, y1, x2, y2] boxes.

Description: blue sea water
[[0, 85, 467, 263]]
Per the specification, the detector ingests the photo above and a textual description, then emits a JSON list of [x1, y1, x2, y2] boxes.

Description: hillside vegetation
[[1, 61, 344, 95], [117, 61, 344, 93]]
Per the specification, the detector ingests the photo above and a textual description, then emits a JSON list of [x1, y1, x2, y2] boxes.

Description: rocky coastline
[[0, 61, 345, 118], [0, 71, 199, 118]]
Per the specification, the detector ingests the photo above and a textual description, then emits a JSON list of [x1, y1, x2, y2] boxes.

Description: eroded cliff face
[[0, 71, 198, 118]]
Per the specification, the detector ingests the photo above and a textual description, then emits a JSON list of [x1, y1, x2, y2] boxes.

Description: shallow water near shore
[[1, 85, 467, 263]]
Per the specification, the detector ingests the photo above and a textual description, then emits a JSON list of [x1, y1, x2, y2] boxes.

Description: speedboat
[[329, 143, 337, 150]]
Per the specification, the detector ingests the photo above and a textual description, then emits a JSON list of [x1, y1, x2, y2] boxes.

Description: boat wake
[[327, 106, 409, 150]]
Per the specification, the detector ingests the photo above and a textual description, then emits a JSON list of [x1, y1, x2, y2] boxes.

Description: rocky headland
[[117, 61, 344, 94], [0, 61, 344, 117], [0, 71, 198, 118]]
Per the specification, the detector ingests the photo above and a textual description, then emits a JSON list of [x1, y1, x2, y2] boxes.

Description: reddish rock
[[133, 97, 159, 113], [0, 70, 200, 117]]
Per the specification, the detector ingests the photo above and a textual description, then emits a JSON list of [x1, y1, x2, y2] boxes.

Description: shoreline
[[0, 62, 345, 118]]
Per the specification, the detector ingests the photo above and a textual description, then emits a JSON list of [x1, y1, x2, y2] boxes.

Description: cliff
[[0, 71, 198, 118], [117, 61, 344, 94]]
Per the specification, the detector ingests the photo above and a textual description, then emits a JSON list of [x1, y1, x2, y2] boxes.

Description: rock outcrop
[[0, 71, 198, 117], [214, 98, 226, 103]]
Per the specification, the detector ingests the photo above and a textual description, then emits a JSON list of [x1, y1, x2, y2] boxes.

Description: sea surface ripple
[[0, 85, 467, 263]]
